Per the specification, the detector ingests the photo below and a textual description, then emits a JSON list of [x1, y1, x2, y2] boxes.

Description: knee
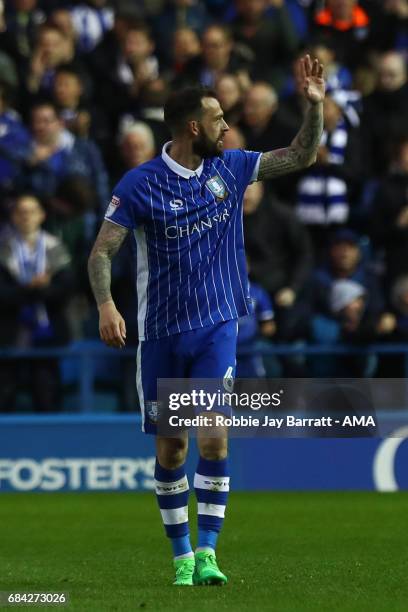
[[198, 438, 228, 461], [157, 437, 188, 469]]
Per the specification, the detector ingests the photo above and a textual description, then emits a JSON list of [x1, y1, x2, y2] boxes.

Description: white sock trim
[[197, 502, 225, 518], [155, 475, 189, 495], [194, 473, 230, 492], [160, 505, 189, 525]]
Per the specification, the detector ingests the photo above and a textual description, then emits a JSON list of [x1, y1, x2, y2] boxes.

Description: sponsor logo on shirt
[[165, 208, 230, 239], [105, 195, 121, 218], [169, 198, 184, 211]]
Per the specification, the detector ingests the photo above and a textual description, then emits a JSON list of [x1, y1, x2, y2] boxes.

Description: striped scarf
[[71, 6, 114, 54], [11, 231, 51, 342], [296, 119, 349, 226]]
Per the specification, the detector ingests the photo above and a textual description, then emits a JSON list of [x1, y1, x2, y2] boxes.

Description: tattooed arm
[[257, 55, 325, 181], [88, 220, 129, 348], [257, 104, 323, 179]]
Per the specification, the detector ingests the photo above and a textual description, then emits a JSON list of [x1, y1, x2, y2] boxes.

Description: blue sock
[[194, 456, 230, 553], [154, 459, 193, 559]]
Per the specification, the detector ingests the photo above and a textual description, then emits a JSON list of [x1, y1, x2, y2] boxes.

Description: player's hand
[[98, 301, 127, 348], [296, 54, 325, 106]]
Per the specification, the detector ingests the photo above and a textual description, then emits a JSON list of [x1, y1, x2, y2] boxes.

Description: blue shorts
[[136, 320, 238, 434]]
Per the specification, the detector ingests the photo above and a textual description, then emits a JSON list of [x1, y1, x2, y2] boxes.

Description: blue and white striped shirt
[[105, 143, 261, 340]]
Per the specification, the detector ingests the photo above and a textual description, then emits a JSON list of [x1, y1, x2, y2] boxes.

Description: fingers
[[302, 54, 324, 79], [299, 56, 311, 94], [303, 54, 312, 77], [311, 58, 324, 78], [100, 321, 126, 349], [311, 58, 319, 76], [119, 318, 127, 341]]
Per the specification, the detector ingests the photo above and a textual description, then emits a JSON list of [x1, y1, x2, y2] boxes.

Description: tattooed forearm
[[257, 147, 306, 180], [257, 102, 323, 180], [295, 102, 324, 152], [88, 220, 129, 307]]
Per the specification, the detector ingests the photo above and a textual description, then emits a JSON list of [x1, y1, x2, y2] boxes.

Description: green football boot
[[173, 557, 195, 586], [193, 550, 228, 586]]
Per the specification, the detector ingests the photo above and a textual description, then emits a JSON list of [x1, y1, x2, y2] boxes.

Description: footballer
[[88, 55, 325, 586]]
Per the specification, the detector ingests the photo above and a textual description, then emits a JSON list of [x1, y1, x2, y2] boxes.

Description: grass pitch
[[0, 491, 407, 612]]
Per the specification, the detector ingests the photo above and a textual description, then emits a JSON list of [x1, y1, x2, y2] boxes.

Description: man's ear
[[188, 119, 200, 137]]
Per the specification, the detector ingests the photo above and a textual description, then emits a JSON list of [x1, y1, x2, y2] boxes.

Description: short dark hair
[[55, 63, 82, 80], [12, 192, 44, 212], [203, 24, 233, 43], [127, 21, 152, 40], [37, 23, 66, 41], [30, 99, 59, 117], [164, 86, 217, 133]]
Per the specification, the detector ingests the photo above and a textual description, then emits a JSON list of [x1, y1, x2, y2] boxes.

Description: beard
[[193, 130, 222, 158]]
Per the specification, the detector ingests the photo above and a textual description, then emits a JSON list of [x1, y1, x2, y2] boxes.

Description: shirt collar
[[161, 141, 204, 179]]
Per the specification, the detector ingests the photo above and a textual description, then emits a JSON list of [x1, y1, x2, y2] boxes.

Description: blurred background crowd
[[0, 0, 407, 412]]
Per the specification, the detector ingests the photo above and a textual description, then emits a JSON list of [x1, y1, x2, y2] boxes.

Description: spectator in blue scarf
[[295, 91, 364, 257], [0, 193, 74, 412]]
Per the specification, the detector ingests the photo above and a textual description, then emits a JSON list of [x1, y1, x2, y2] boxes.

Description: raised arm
[[257, 55, 325, 181], [88, 220, 129, 348]]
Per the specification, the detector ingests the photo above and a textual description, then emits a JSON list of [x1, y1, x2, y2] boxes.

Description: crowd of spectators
[[0, 0, 407, 409]]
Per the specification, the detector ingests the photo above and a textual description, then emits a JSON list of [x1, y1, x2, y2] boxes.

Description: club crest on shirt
[[105, 195, 121, 218], [206, 175, 228, 201]]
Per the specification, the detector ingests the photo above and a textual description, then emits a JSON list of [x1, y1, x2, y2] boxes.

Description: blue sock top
[[197, 456, 228, 476], [154, 459, 185, 482]]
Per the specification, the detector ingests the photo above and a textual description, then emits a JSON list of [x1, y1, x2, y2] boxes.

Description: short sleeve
[[222, 149, 262, 190], [104, 170, 141, 229]]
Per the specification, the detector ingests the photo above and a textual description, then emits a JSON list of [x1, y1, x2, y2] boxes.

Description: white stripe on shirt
[[189, 179, 214, 324], [146, 177, 161, 338], [219, 159, 249, 309], [156, 173, 170, 336]]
